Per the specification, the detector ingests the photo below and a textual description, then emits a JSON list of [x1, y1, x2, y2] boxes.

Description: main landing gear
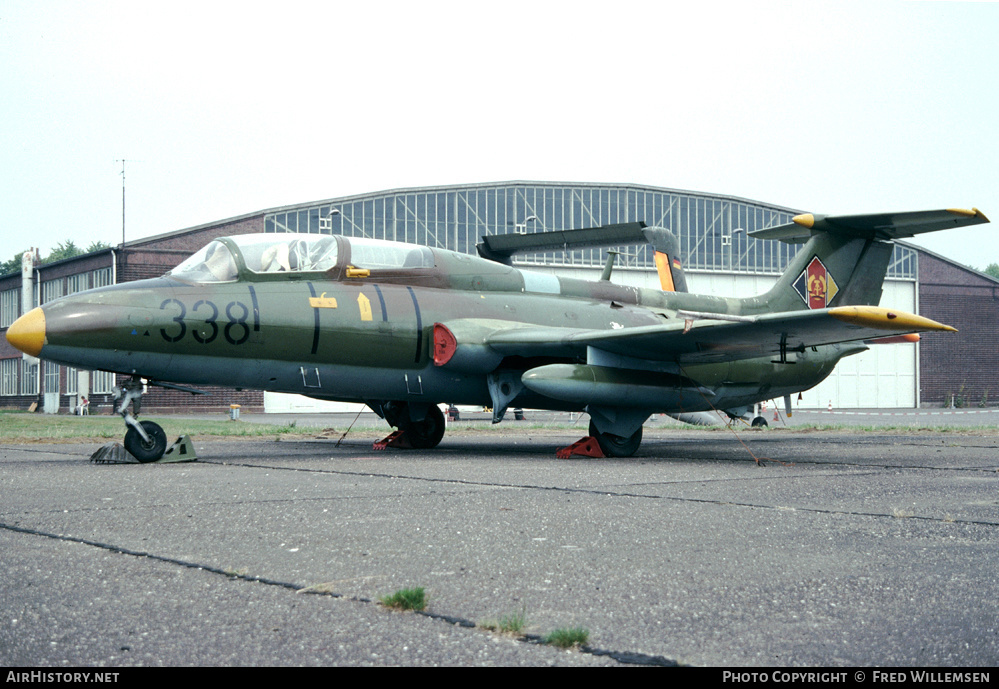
[[589, 420, 643, 457], [114, 377, 167, 462], [374, 401, 446, 450], [371, 401, 645, 457], [556, 420, 644, 459]]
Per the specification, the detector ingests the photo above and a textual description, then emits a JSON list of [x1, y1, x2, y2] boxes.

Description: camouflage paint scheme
[[6, 208, 989, 458]]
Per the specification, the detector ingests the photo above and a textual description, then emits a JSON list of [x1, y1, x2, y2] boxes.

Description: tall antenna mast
[[115, 159, 128, 246], [115, 159, 141, 247]]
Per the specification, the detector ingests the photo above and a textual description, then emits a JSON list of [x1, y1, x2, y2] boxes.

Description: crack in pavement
[[0, 520, 679, 667], [201, 459, 999, 528]]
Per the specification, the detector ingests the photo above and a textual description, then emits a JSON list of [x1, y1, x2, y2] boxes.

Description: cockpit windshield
[[168, 234, 340, 282], [169, 240, 239, 283]]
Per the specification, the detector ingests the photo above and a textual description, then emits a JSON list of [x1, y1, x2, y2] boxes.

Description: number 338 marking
[[160, 298, 251, 345]]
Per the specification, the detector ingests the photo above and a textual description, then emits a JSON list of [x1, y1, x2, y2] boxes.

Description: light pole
[[514, 214, 539, 233], [319, 207, 341, 232]]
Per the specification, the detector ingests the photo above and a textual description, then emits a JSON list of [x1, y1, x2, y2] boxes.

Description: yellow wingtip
[[829, 306, 956, 333], [792, 213, 815, 229], [947, 207, 989, 222]]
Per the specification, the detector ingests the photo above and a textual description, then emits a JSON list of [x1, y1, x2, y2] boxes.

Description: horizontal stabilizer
[[750, 208, 989, 242], [478, 221, 690, 293], [477, 222, 648, 262]]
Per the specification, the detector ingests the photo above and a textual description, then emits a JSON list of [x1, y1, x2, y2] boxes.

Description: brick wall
[[1, 214, 267, 413], [129, 215, 265, 253], [120, 214, 266, 281], [130, 384, 264, 415], [917, 251, 999, 406]]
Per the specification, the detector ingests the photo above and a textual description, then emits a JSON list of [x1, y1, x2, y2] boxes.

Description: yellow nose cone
[[6, 307, 46, 357]]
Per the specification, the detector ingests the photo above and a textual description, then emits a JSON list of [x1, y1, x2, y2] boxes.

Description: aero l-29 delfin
[[6, 207, 989, 461]]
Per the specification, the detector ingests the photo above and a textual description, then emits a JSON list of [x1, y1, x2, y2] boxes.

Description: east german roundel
[[793, 256, 839, 309]]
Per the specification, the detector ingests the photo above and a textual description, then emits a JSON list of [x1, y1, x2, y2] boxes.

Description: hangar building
[[2, 181, 996, 415]]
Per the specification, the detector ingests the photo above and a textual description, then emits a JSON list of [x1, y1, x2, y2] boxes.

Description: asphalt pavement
[[1, 422, 998, 667], [224, 405, 999, 430]]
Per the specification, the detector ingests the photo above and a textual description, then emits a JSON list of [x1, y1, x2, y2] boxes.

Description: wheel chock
[[157, 435, 198, 463], [556, 436, 605, 459], [373, 430, 413, 450], [90, 442, 137, 464]]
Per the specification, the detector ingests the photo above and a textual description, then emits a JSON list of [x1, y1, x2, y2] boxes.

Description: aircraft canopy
[[168, 233, 433, 283]]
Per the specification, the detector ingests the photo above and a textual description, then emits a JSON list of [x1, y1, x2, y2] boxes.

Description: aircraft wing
[[483, 306, 955, 364]]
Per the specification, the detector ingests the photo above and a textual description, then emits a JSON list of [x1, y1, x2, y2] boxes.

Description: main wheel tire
[[402, 405, 446, 449], [124, 420, 167, 463], [588, 421, 642, 458], [751, 416, 768, 428]]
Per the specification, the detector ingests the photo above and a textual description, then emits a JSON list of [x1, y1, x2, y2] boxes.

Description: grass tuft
[[0, 414, 310, 443], [479, 607, 528, 635], [544, 626, 589, 648], [379, 587, 427, 611]]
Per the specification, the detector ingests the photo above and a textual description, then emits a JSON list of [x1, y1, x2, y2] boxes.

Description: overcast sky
[[2, 0, 996, 270]]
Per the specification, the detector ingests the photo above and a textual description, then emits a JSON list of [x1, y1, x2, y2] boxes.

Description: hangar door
[[793, 279, 917, 409]]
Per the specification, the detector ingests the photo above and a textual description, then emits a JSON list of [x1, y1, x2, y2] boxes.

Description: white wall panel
[[794, 279, 917, 409]]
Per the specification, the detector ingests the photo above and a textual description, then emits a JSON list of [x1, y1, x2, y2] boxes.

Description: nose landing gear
[[112, 377, 206, 463], [124, 419, 168, 462], [113, 377, 167, 463]]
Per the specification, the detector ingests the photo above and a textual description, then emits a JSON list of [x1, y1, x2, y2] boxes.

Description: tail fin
[[644, 227, 689, 293], [747, 208, 989, 314]]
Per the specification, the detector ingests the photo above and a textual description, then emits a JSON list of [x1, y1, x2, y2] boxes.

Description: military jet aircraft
[[5, 207, 988, 461]]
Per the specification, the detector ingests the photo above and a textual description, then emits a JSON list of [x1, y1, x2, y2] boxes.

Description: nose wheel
[[124, 419, 167, 463], [113, 377, 167, 462]]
